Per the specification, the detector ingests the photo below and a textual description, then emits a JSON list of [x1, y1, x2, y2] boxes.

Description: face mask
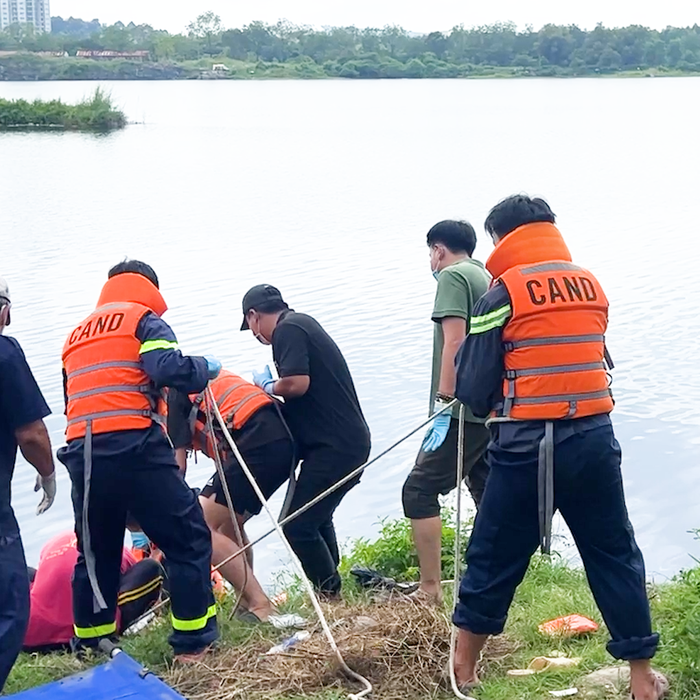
[[432, 269, 440, 281], [254, 332, 271, 346]]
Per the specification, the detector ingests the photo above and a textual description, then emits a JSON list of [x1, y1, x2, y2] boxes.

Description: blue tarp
[[9, 651, 187, 700]]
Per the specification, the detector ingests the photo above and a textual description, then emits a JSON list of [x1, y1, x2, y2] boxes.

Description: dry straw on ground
[[164, 597, 518, 700]]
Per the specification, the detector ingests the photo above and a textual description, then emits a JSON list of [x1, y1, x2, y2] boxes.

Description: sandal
[[234, 607, 307, 630]]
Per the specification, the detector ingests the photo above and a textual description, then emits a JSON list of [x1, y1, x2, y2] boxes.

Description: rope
[[203, 387, 248, 619], [210, 399, 458, 575], [207, 386, 373, 700], [448, 404, 476, 700], [125, 400, 457, 639]]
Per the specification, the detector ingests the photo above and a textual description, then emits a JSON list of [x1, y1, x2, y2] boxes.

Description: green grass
[[0, 88, 126, 131], [7, 517, 700, 698]]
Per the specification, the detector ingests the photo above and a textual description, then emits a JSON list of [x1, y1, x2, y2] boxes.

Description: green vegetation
[[0, 88, 126, 130], [1, 15, 700, 80], [6, 515, 700, 698]]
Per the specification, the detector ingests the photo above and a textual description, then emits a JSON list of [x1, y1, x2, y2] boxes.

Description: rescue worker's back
[[451, 196, 661, 698], [57, 261, 220, 658]]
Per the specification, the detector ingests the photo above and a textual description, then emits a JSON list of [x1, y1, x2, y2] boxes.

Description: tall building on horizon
[[0, 0, 51, 33]]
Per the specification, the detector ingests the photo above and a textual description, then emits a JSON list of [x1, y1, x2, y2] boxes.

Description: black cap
[[240, 284, 284, 330]]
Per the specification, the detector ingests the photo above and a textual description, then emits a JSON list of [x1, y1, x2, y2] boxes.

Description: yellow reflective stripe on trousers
[[74, 621, 117, 639], [139, 339, 179, 354], [171, 604, 217, 632]]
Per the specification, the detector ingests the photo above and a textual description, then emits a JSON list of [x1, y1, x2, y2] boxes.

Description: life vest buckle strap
[[538, 421, 555, 555], [604, 345, 615, 370], [502, 377, 516, 416]]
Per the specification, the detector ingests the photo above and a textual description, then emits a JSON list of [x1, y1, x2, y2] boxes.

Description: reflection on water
[[1, 77, 700, 584]]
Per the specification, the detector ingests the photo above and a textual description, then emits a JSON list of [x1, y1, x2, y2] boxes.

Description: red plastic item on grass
[[538, 614, 599, 637]]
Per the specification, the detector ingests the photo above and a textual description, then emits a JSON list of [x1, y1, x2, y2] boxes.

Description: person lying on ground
[[241, 284, 371, 599], [23, 530, 164, 651], [167, 369, 297, 624], [450, 195, 666, 700]]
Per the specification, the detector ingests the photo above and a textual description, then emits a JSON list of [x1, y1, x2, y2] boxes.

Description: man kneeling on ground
[[167, 368, 296, 624]]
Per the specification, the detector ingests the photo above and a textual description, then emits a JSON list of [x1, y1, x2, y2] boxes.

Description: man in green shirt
[[402, 220, 491, 604]]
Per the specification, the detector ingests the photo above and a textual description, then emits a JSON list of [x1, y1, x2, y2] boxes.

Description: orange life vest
[[188, 369, 273, 459], [486, 222, 614, 421], [63, 273, 169, 441]]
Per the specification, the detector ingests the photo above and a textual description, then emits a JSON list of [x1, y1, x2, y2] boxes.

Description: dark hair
[[108, 259, 159, 288], [426, 220, 477, 256], [484, 195, 556, 239], [252, 300, 289, 315]]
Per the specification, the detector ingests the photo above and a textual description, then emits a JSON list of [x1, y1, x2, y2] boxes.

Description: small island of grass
[[0, 88, 126, 131]]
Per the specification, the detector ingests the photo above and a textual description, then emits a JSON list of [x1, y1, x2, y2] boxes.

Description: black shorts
[[200, 437, 295, 519], [402, 418, 490, 519]]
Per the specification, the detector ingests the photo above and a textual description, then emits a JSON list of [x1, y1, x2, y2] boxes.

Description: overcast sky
[[50, 0, 699, 34]]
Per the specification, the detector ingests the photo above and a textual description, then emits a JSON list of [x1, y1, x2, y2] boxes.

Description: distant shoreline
[[1, 55, 699, 82]]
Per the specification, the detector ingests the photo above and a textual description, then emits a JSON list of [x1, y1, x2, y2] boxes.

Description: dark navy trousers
[[453, 424, 659, 660], [283, 447, 368, 596], [60, 438, 218, 655], [0, 530, 30, 691]]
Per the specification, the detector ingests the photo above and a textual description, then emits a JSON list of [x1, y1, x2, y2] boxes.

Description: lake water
[[1, 77, 699, 587]]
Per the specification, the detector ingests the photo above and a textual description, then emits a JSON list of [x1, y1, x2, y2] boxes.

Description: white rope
[[448, 404, 476, 700], [207, 386, 373, 700], [125, 400, 458, 639], [210, 399, 458, 575], [203, 389, 248, 618]]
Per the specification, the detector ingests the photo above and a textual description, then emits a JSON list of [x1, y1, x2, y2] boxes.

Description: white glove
[[34, 471, 56, 515]]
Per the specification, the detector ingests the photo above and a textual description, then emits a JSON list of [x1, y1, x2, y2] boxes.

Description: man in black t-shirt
[[240, 284, 371, 597], [0, 277, 57, 690]]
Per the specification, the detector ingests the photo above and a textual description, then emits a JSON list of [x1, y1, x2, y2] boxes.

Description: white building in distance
[[0, 0, 51, 33]]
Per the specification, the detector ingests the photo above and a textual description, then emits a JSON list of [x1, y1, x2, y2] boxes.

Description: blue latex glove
[[204, 355, 222, 379], [131, 531, 150, 551], [253, 365, 276, 394], [422, 412, 451, 452]]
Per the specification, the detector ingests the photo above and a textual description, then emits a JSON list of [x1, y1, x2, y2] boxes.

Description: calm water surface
[[1, 78, 699, 585]]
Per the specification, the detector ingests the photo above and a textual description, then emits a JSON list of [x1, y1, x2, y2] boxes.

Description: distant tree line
[[1, 14, 700, 77]]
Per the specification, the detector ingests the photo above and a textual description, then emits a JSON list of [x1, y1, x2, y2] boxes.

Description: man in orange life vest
[[57, 260, 221, 661], [167, 369, 295, 623], [451, 196, 666, 700]]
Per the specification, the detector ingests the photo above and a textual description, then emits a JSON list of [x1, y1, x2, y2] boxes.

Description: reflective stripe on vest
[[63, 299, 160, 440], [66, 360, 142, 380], [498, 261, 614, 421]]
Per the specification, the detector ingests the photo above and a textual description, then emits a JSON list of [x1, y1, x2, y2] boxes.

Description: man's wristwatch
[[435, 392, 455, 405]]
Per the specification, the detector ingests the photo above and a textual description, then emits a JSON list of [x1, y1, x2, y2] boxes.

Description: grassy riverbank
[[1, 53, 699, 82], [6, 516, 700, 699], [0, 88, 126, 130]]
